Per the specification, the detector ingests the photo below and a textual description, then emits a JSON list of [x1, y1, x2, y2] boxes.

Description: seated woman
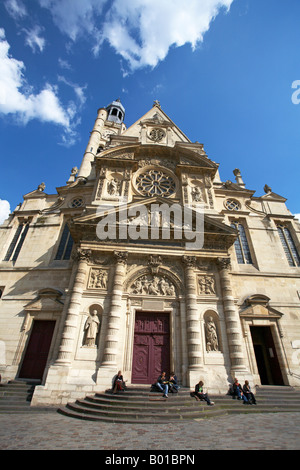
[[112, 371, 127, 393], [193, 380, 214, 406]]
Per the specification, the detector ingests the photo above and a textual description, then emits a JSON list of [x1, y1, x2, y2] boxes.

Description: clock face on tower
[[135, 169, 176, 197]]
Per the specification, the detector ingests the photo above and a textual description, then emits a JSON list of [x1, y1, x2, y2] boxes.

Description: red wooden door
[[132, 312, 170, 384], [19, 320, 56, 380]]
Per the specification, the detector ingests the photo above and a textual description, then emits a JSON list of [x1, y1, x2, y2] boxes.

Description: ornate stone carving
[[83, 310, 100, 347], [74, 248, 92, 263], [114, 251, 128, 265], [191, 185, 203, 202], [182, 255, 197, 268], [205, 316, 219, 352], [130, 274, 175, 296], [198, 275, 216, 295], [88, 268, 108, 289], [217, 257, 231, 271], [149, 128, 166, 142], [107, 178, 121, 196], [148, 255, 162, 274]]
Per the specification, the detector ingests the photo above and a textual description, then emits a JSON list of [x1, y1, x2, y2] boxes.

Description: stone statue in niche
[[88, 269, 108, 289], [130, 275, 175, 296], [205, 316, 219, 352], [198, 275, 216, 295], [191, 185, 203, 202], [107, 178, 121, 196], [83, 310, 100, 347]]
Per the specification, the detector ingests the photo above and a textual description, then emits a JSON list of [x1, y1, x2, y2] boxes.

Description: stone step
[[57, 385, 300, 423]]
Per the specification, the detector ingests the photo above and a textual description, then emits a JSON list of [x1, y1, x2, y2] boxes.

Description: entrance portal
[[250, 326, 284, 385], [19, 320, 56, 380], [132, 312, 170, 384]]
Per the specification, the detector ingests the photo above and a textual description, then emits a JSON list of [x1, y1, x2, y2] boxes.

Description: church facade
[[0, 100, 300, 406]]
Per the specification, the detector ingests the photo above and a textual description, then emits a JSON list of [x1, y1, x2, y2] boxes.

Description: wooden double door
[[19, 320, 55, 381], [132, 312, 170, 384]]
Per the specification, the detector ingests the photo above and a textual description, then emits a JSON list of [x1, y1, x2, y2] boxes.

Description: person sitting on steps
[[156, 371, 169, 398], [243, 380, 257, 405], [112, 371, 127, 394], [232, 378, 249, 404], [193, 380, 214, 406], [168, 371, 180, 393]]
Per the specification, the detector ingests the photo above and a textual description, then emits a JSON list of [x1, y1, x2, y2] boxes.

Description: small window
[[3, 222, 29, 262], [277, 225, 300, 267], [55, 224, 73, 260], [225, 199, 240, 211], [231, 222, 253, 264], [111, 108, 118, 116], [70, 198, 84, 208]]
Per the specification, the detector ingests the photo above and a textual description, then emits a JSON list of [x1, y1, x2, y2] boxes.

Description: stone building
[[0, 99, 300, 406]]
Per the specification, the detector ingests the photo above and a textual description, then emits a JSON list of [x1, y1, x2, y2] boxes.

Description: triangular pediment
[[70, 196, 237, 250], [25, 289, 64, 312], [123, 104, 191, 144], [240, 294, 283, 319]]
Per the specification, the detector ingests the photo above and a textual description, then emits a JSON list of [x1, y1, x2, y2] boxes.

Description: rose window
[[135, 169, 176, 197]]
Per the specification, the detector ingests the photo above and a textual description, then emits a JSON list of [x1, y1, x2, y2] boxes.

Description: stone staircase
[[0, 380, 52, 414], [58, 385, 300, 423]]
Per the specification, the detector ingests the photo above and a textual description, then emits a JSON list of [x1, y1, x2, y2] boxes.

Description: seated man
[[156, 371, 169, 397]]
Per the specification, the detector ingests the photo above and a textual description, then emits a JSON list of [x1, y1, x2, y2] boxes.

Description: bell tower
[[77, 98, 126, 180]]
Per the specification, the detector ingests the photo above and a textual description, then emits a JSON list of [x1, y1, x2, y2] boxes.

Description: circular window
[[135, 169, 176, 197], [70, 198, 84, 208], [225, 199, 240, 211]]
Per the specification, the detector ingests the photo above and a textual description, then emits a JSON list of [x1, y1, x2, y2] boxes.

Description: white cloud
[[0, 29, 82, 145], [4, 0, 27, 19], [23, 26, 46, 53], [38, 0, 234, 71], [294, 214, 300, 222], [0, 200, 11, 224], [39, 0, 107, 41]]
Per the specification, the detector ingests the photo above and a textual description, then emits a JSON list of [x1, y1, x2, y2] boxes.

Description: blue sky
[[0, 0, 300, 223]]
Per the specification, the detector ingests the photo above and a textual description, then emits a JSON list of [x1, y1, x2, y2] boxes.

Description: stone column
[[217, 257, 248, 377], [101, 251, 128, 366], [182, 256, 202, 371], [55, 248, 91, 365]]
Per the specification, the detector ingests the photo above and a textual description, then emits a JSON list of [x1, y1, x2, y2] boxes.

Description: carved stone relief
[[198, 275, 216, 295], [88, 268, 108, 289], [130, 274, 176, 296]]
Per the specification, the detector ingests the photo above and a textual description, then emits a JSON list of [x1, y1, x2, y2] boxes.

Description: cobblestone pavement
[[0, 411, 300, 451]]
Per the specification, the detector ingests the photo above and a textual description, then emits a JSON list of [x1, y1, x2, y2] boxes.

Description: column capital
[[181, 255, 197, 268], [114, 250, 128, 265], [73, 248, 92, 263], [216, 257, 231, 271]]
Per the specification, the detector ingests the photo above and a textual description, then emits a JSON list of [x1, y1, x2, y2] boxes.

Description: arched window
[[277, 225, 300, 267], [55, 224, 73, 260], [231, 222, 253, 264]]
